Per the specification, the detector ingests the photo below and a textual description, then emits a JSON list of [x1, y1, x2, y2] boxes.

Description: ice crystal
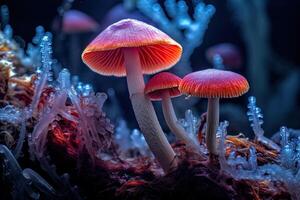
[[115, 119, 131, 154], [247, 96, 280, 151], [247, 96, 264, 136], [115, 119, 151, 157], [217, 120, 260, 178], [130, 129, 150, 156], [216, 118, 300, 199], [136, 0, 215, 75], [279, 126, 300, 172], [248, 146, 258, 170], [30, 33, 53, 117], [217, 120, 229, 172], [280, 126, 290, 147], [178, 109, 199, 143]]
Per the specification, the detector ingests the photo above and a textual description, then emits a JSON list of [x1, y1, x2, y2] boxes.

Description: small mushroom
[[179, 69, 249, 155], [82, 19, 182, 172], [145, 72, 199, 150], [206, 43, 242, 69], [53, 10, 99, 74], [62, 10, 99, 33]]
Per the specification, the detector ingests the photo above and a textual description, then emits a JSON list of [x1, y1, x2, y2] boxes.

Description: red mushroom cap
[[145, 72, 182, 101], [81, 19, 182, 77], [179, 69, 249, 98], [206, 43, 242, 68], [63, 10, 99, 33]]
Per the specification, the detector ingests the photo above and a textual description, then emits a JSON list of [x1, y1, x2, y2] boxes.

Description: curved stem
[[161, 91, 199, 151], [124, 48, 176, 172], [206, 98, 219, 155]]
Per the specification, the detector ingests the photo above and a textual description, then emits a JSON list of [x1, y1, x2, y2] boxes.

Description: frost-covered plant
[[136, 0, 215, 75], [247, 96, 280, 151]]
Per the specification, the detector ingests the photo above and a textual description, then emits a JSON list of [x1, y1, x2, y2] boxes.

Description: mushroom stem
[[161, 91, 199, 151], [206, 98, 219, 155], [123, 47, 177, 172]]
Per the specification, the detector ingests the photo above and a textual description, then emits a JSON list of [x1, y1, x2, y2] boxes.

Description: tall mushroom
[[53, 10, 99, 74], [145, 72, 199, 150], [82, 19, 182, 172], [179, 69, 249, 155]]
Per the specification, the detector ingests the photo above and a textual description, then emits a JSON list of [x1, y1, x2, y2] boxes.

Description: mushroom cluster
[[81, 19, 249, 172]]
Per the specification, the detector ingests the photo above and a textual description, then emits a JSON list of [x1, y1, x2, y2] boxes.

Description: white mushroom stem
[[123, 47, 177, 172], [206, 98, 219, 155], [161, 91, 199, 151]]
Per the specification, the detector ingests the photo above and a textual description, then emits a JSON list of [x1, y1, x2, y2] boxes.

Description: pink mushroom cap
[[63, 10, 99, 33], [81, 19, 182, 77], [179, 69, 249, 98], [145, 72, 182, 101]]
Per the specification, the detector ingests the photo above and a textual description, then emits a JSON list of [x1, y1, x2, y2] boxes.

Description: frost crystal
[[247, 96, 264, 136], [280, 126, 290, 147], [30, 33, 53, 117], [248, 146, 258, 170], [247, 96, 280, 151], [115, 119, 151, 157], [178, 109, 199, 143], [217, 120, 229, 171], [279, 126, 299, 171]]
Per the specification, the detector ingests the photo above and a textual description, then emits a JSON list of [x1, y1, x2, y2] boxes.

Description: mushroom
[[82, 19, 182, 172], [145, 72, 199, 150], [62, 10, 99, 33], [53, 10, 99, 74], [206, 43, 242, 69], [179, 69, 249, 155]]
